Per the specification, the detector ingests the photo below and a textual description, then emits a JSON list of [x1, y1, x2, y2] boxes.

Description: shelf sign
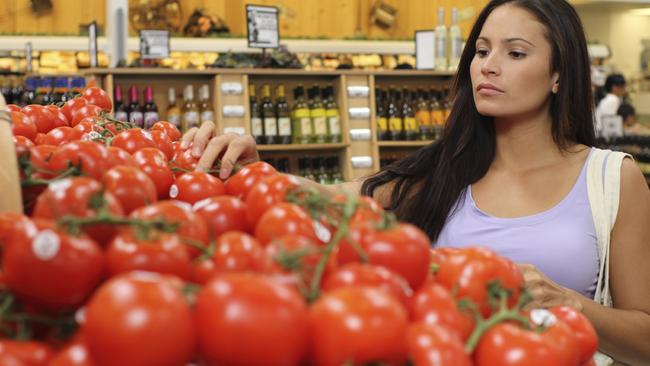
[[221, 82, 243, 95], [349, 107, 371, 119], [222, 105, 245, 118], [347, 86, 369, 98], [223, 127, 246, 136], [415, 30, 435, 70], [349, 128, 372, 141], [139, 30, 170, 59], [351, 156, 373, 169], [88, 22, 98, 68], [246, 5, 280, 49]]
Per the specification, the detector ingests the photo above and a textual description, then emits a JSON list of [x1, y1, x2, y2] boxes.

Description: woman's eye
[[476, 49, 489, 57], [510, 51, 526, 59]]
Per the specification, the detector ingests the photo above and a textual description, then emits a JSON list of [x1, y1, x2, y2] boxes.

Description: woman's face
[[470, 4, 559, 120]]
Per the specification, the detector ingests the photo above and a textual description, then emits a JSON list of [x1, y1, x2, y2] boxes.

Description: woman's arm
[[0, 95, 23, 213], [580, 158, 650, 364]]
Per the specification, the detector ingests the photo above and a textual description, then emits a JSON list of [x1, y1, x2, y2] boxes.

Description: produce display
[[1, 86, 599, 365]]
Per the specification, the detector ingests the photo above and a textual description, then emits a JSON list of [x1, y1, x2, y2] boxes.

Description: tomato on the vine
[[245, 174, 300, 230], [196, 273, 309, 366], [10, 111, 38, 142], [37, 126, 82, 146], [110, 129, 157, 155], [0, 340, 54, 365], [150, 129, 174, 160], [102, 165, 157, 214], [405, 323, 472, 366], [71, 104, 102, 127], [133, 148, 174, 199], [84, 272, 195, 366], [225, 161, 278, 200], [48, 140, 112, 180], [170, 171, 226, 205], [2, 219, 105, 311], [107, 146, 137, 168], [151, 121, 181, 141], [209, 231, 267, 274], [82, 86, 112, 112], [549, 306, 598, 363], [193, 195, 248, 240], [254, 202, 320, 246], [61, 97, 88, 122]]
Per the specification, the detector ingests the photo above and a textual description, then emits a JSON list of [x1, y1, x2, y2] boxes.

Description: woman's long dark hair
[[361, 0, 596, 242]]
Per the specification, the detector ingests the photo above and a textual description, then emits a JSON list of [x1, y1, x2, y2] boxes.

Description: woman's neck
[[492, 111, 565, 173]]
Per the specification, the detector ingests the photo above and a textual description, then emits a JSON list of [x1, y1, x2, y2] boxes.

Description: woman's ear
[[551, 73, 560, 94]]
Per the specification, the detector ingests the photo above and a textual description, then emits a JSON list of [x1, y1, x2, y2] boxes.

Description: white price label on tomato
[[221, 82, 243, 95], [222, 105, 245, 118], [348, 107, 370, 119]]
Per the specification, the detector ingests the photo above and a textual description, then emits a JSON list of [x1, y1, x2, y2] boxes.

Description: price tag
[[223, 127, 246, 136], [349, 107, 371, 119], [349, 128, 371, 141], [347, 86, 369, 98], [222, 105, 245, 118], [246, 5, 279, 49], [351, 156, 373, 169], [221, 82, 243, 95], [415, 30, 435, 70], [140, 30, 170, 59]]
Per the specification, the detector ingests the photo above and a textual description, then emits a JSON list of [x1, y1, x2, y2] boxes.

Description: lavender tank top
[[435, 148, 599, 297]]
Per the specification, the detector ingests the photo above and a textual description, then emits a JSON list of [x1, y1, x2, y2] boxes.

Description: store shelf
[[82, 68, 455, 77], [377, 140, 433, 147], [258, 143, 349, 152]]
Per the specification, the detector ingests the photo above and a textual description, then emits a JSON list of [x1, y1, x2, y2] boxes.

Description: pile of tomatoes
[[0, 87, 599, 365]]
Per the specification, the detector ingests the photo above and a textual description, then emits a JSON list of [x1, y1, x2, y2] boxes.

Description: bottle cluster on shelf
[[1, 75, 86, 106], [375, 86, 451, 141], [114, 84, 213, 132], [249, 83, 341, 145], [262, 156, 343, 184]]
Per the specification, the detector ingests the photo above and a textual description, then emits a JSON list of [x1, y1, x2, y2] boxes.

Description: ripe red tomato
[[170, 171, 226, 205], [48, 140, 112, 180], [45, 105, 70, 128], [210, 231, 267, 274], [358, 223, 431, 291], [323, 263, 412, 308], [107, 146, 137, 168], [474, 314, 580, 366], [192, 257, 219, 285], [48, 339, 93, 366], [84, 272, 195, 366], [13, 135, 35, 158], [33, 177, 124, 246], [133, 148, 174, 199], [110, 129, 157, 155], [6, 104, 21, 112], [150, 129, 174, 160], [22, 105, 56, 133], [151, 121, 181, 141], [106, 231, 192, 280], [225, 161, 278, 200], [196, 273, 309, 366], [28, 144, 58, 179], [37, 126, 82, 146], [130, 200, 209, 256], [170, 148, 198, 177], [10, 111, 38, 141], [405, 323, 472, 366], [82, 87, 112, 112], [433, 247, 524, 317], [265, 234, 336, 281], [245, 174, 300, 230], [254, 202, 320, 246], [0, 212, 31, 252], [193, 195, 248, 240], [0, 340, 54, 365], [309, 286, 408, 366], [409, 281, 475, 341], [71, 104, 102, 127], [102, 165, 157, 214], [549, 306, 598, 363], [61, 97, 88, 122], [2, 219, 105, 311]]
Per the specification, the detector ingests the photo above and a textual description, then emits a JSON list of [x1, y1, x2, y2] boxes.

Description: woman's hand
[[180, 121, 260, 179], [517, 263, 584, 311]]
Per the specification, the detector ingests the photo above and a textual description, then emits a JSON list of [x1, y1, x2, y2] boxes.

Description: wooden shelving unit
[[82, 68, 454, 181]]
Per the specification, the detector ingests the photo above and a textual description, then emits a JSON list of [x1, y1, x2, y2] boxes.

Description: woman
[[0, 93, 23, 213], [184, 0, 650, 363]]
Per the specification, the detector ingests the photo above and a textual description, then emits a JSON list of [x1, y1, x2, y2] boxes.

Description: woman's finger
[[180, 127, 198, 149], [191, 121, 217, 157], [196, 133, 238, 172]]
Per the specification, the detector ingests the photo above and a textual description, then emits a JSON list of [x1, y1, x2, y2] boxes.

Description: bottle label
[[251, 117, 263, 137], [184, 111, 200, 129], [328, 116, 341, 135], [432, 110, 446, 126], [404, 117, 418, 131], [129, 111, 144, 128], [416, 110, 431, 126], [389, 117, 403, 131], [278, 117, 291, 136], [300, 117, 312, 136], [377, 117, 388, 131], [313, 117, 328, 136], [200, 110, 214, 124], [144, 112, 159, 129], [264, 117, 278, 136], [168, 114, 181, 128], [114, 111, 128, 122]]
